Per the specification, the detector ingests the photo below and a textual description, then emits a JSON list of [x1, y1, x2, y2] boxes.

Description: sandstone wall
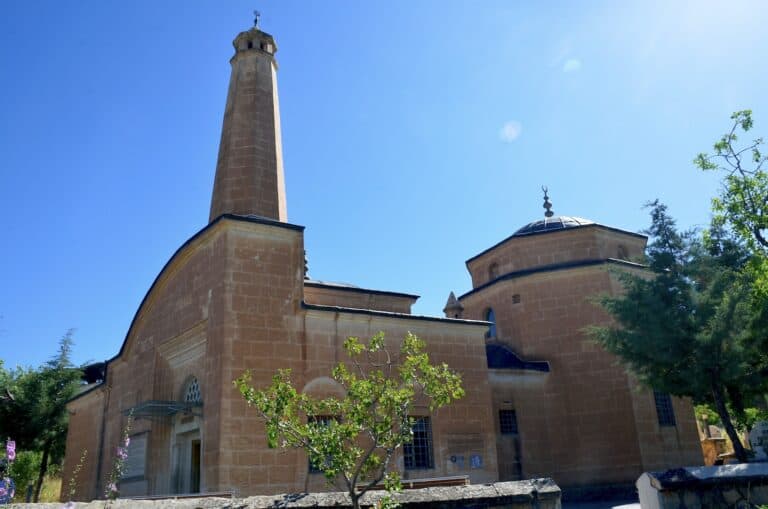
[[303, 283, 416, 314], [461, 260, 701, 488], [64, 218, 233, 499], [215, 218, 305, 496], [297, 311, 499, 493], [466, 226, 646, 288], [62, 387, 106, 501]]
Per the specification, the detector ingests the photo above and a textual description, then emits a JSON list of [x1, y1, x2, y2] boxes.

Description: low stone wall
[[636, 463, 768, 508], [8, 479, 560, 509]]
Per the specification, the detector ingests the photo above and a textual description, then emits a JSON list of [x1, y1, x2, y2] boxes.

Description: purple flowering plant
[[0, 438, 15, 504], [103, 414, 133, 501], [5, 441, 14, 462]]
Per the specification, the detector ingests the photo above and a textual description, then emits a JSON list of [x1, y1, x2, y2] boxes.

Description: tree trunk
[[33, 439, 52, 502], [712, 382, 748, 463]]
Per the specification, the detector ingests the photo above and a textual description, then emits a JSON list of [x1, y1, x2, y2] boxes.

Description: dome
[[513, 215, 595, 236]]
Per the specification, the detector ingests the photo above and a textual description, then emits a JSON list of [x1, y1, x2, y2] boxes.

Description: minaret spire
[[209, 20, 288, 223], [443, 291, 464, 319]]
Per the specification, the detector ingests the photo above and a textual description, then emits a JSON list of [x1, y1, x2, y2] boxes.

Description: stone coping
[[8, 478, 560, 508], [644, 463, 768, 490]]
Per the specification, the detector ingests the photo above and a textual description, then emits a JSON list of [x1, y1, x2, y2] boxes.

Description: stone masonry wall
[[64, 220, 231, 499], [62, 388, 105, 501], [637, 464, 768, 509], [461, 260, 701, 488], [466, 226, 646, 288], [303, 284, 416, 314], [298, 311, 499, 493], [216, 219, 306, 496], [11, 479, 560, 509]]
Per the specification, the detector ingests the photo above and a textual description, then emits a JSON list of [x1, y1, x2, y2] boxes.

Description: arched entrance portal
[[172, 377, 203, 494]]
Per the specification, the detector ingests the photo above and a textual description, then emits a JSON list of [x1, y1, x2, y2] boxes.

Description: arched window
[[184, 377, 202, 403], [485, 308, 497, 339]]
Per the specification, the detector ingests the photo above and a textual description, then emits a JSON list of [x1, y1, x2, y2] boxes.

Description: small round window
[[184, 377, 202, 403]]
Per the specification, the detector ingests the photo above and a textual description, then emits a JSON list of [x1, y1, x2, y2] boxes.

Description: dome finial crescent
[[542, 186, 554, 218]]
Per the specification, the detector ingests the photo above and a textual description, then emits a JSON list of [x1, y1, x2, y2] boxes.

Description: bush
[[10, 450, 40, 502]]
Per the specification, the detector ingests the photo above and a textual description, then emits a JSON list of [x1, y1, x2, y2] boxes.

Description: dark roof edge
[[67, 379, 106, 404], [459, 258, 647, 300], [301, 301, 489, 326], [304, 280, 419, 300], [218, 213, 305, 232], [486, 342, 551, 372], [465, 223, 647, 266], [90, 213, 306, 390]]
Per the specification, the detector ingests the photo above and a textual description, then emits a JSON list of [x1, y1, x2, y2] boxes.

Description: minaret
[[209, 17, 288, 223]]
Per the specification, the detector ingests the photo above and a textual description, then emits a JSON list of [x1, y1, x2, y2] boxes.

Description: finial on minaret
[[542, 186, 554, 218], [253, 10, 261, 28]]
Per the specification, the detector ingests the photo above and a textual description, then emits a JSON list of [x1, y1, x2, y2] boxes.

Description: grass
[[11, 475, 61, 503]]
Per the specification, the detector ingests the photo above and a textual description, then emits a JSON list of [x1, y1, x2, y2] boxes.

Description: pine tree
[[0, 331, 83, 501], [590, 202, 768, 463]]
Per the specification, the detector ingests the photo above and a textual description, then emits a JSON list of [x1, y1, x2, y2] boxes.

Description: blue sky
[[1, 1, 767, 368]]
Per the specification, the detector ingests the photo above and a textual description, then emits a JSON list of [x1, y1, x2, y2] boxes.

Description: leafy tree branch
[[234, 332, 464, 509], [695, 110, 768, 252]]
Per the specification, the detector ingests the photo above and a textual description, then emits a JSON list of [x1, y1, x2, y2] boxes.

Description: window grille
[[185, 378, 202, 403], [308, 416, 335, 473], [404, 417, 434, 470], [654, 391, 676, 426], [499, 409, 518, 435]]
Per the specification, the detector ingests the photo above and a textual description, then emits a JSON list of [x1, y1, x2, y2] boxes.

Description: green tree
[[234, 332, 465, 509], [0, 331, 83, 501], [8, 451, 42, 502], [590, 202, 768, 463], [695, 110, 768, 254], [696, 403, 768, 437]]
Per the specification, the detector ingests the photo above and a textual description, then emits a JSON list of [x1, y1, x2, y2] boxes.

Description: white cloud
[[499, 121, 522, 143], [550, 40, 573, 68], [562, 58, 582, 73]]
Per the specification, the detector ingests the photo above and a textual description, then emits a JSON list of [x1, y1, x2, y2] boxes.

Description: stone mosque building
[[63, 22, 702, 501]]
